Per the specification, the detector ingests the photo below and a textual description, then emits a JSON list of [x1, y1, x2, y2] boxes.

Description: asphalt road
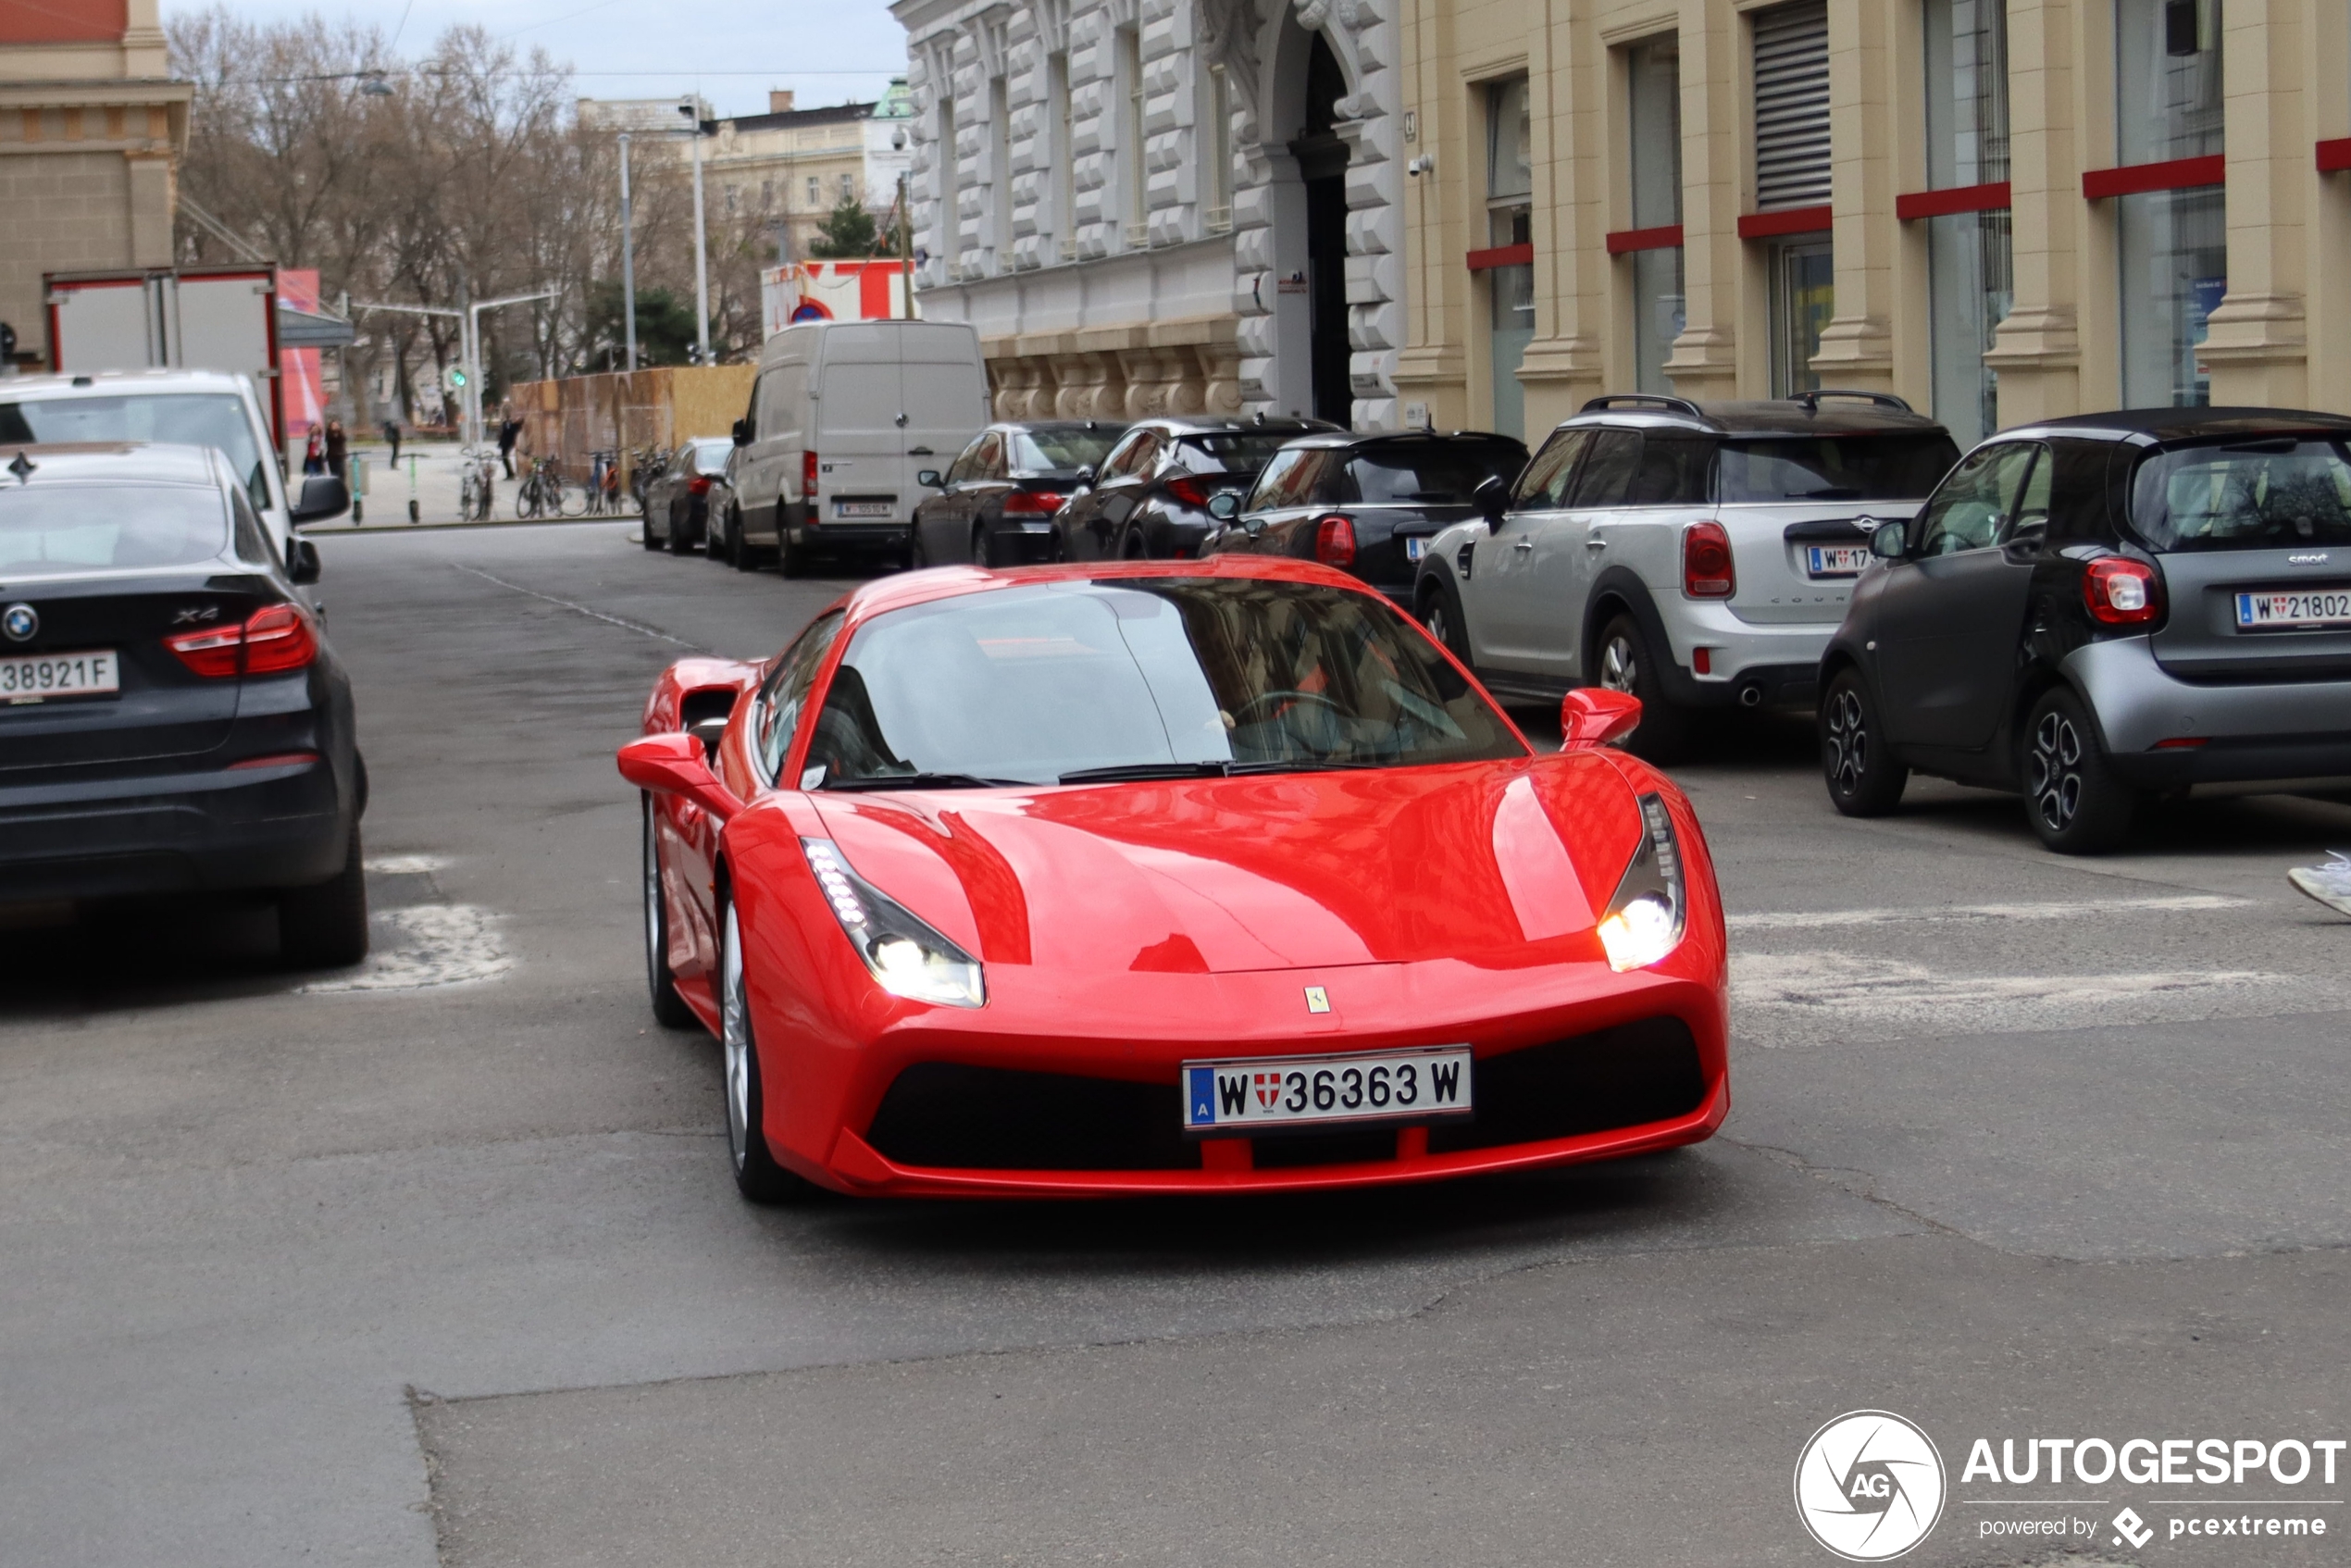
[[4, 521, 2346, 1566]]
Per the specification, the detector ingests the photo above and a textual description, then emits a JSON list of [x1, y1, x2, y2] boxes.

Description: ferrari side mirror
[[617, 731, 742, 822], [1871, 519, 1909, 561], [1561, 687, 1643, 750]]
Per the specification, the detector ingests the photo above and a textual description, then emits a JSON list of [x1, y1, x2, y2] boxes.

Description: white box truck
[[43, 265, 286, 449]]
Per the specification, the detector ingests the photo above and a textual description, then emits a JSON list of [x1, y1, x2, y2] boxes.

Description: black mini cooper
[[1819, 408, 2351, 852]]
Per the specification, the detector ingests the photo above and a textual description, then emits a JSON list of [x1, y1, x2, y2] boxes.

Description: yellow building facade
[[1396, 0, 2351, 448]]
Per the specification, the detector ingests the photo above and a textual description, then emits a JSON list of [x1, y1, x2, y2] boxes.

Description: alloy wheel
[[2029, 710, 2084, 831], [1424, 602, 1449, 649], [1825, 688, 1869, 797], [1598, 633, 1638, 692], [721, 903, 752, 1174]]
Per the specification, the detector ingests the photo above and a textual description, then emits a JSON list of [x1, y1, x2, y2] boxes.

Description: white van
[[730, 319, 989, 576]]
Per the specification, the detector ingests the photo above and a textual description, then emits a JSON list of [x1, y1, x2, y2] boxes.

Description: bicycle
[[456, 446, 498, 522], [514, 455, 578, 519], [629, 446, 671, 516]]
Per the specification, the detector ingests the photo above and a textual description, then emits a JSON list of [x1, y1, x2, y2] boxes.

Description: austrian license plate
[[1805, 544, 1871, 578], [2235, 589, 2351, 629], [834, 500, 893, 519], [1403, 536, 1429, 563], [1182, 1045, 1472, 1133], [0, 648, 119, 702]]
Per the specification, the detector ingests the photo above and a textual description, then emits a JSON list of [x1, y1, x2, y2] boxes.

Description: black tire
[[705, 508, 732, 565], [641, 509, 662, 551], [1119, 525, 1150, 560], [972, 527, 994, 568], [642, 794, 696, 1027], [279, 822, 368, 969], [666, 504, 691, 554], [778, 507, 809, 578], [1591, 614, 1697, 764], [1419, 575, 1474, 665], [719, 894, 821, 1204], [2022, 687, 2138, 853], [729, 510, 758, 571], [911, 529, 931, 568], [1819, 667, 1908, 816]]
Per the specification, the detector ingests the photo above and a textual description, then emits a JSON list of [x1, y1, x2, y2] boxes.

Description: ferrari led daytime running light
[[800, 837, 986, 1007], [1596, 793, 1686, 972]]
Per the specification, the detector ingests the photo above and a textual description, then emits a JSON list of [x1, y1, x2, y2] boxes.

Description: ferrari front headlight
[[1596, 793, 1686, 972], [801, 838, 986, 1007]]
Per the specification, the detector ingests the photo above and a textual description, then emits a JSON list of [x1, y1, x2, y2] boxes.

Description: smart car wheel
[[1819, 669, 1907, 816], [1420, 578, 1473, 665], [720, 896, 819, 1204], [641, 794, 696, 1027], [2023, 688, 2137, 854], [1593, 615, 1694, 764]]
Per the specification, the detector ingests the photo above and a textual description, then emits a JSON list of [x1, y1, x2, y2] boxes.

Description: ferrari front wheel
[[719, 896, 820, 1204], [641, 794, 695, 1027]]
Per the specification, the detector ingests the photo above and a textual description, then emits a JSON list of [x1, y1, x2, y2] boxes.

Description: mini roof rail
[[1794, 389, 1916, 413], [1580, 393, 1708, 419]]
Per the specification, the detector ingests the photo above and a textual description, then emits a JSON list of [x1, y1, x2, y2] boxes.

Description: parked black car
[[1052, 416, 1338, 561], [1819, 407, 2351, 852], [1201, 429, 1529, 600], [642, 437, 736, 557], [912, 420, 1128, 567], [0, 442, 367, 964]]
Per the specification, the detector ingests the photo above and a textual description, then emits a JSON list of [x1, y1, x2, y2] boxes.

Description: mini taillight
[[1313, 514, 1357, 568], [802, 450, 819, 501], [1682, 522, 1735, 598], [1163, 475, 1211, 508], [688, 474, 712, 496], [166, 602, 317, 678], [2084, 556, 2162, 626], [1001, 490, 1064, 516]]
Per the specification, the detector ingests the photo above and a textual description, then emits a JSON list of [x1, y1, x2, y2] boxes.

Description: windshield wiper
[[825, 772, 1024, 791], [1057, 762, 1234, 785], [1225, 758, 1387, 775]]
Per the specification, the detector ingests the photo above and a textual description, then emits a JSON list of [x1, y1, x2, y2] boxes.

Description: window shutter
[[1753, 1, 1832, 210]]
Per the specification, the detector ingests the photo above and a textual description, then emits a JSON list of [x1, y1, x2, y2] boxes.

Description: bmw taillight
[[1682, 521, 1735, 598], [802, 450, 819, 501], [165, 602, 317, 678], [2084, 556, 2163, 626], [1313, 514, 1358, 568], [688, 474, 712, 496], [1001, 490, 1064, 516], [1163, 475, 1211, 508]]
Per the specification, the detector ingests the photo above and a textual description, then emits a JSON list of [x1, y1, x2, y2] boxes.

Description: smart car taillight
[[1682, 522, 1735, 598], [802, 450, 819, 501], [2084, 556, 2162, 626], [1314, 514, 1358, 568], [1001, 490, 1064, 516], [165, 603, 317, 678]]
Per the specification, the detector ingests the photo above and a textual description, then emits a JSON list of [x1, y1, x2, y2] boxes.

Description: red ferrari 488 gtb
[[619, 557, 1728, 1201]]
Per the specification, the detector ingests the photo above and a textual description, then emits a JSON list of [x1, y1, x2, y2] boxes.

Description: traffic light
[[442, 364, 468, 393]]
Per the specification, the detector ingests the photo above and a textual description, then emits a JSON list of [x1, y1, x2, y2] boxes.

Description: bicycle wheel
[[559, 483, 587, 517]]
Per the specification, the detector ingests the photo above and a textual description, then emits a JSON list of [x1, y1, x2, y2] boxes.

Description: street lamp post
[[681, 99, 711, 365], [618, 131, 637, 374], [465, 289, 556, 449]]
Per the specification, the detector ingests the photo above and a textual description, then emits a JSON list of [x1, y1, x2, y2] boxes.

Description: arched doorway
[[1288, 33, 1352, 424]]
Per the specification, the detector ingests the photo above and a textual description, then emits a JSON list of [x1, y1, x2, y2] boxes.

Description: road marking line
[[1727, 894, 2248, 931], [364, 854, 447, 874], [449, 564, 702, 649], [1731, 952, 2276, 1013]]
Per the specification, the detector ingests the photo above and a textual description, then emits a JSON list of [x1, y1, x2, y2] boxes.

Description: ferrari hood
[[808, 756, 1644, 975]]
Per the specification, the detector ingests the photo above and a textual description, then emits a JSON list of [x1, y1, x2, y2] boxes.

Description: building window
[[1625, 36, 1683, 395], [989, 73, 1012, 267], [1485, 76, 1535, 439], [760, 179, 774, 210], [1923, 0, 2013, 445], [1048, 50, 1073, 257], [1201, 62, 1233, 233], [1753, 1, 1833, 395], [840, 171, 855, 202], [2116, 0, 2225, 406], [1119, 25, 1147, 245]]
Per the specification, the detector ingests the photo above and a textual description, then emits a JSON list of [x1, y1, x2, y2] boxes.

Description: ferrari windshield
[[802, 578, 1525, 788]]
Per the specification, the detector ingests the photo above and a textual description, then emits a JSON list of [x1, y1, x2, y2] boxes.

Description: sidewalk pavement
[[316, 443, 638, 530]]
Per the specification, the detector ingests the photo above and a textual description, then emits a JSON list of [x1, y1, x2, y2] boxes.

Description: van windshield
[[0, 395, 270, 516], [2130, 439, 2351, 553], [1716, 434, 1958, 503]]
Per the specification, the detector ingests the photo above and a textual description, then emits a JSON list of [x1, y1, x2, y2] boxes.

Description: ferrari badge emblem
[[1303, 986, 1330, 1014]]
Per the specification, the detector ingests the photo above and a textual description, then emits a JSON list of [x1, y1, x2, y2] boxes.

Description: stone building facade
[[702, 86, 918, 265], [1397, 0, 2350, 448], [0, 0, 191, 367], [892, 0, 1410, 428]]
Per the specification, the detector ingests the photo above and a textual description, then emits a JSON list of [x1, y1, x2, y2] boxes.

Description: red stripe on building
[[2081, 156, 2225, 199], [1736, 205, 1833, 240]]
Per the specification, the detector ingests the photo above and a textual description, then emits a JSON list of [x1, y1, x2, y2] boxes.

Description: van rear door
[[812, 325, 905, 528]]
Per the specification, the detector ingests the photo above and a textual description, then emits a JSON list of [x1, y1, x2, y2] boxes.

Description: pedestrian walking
[[324, 418, 348, 482], [383, 417, 402, 467], [497, 410, 523, 479]]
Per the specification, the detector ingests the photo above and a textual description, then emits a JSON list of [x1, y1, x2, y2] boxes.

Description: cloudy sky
[[162, 0, 909, 120]]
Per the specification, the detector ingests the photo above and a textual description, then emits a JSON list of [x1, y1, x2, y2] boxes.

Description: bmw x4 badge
[[2, 604, 36, 642]]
